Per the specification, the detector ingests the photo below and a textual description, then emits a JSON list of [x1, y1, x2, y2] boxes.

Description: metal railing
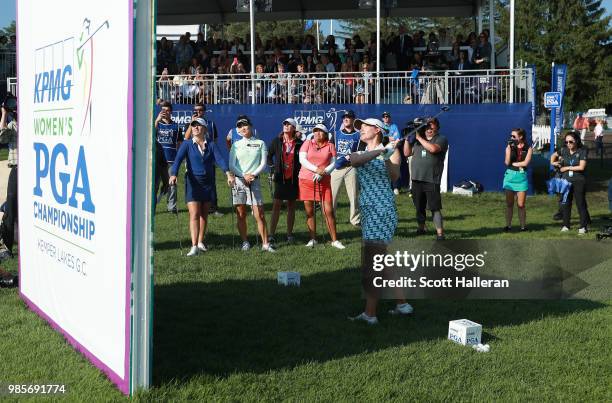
[[1, 52, 17, 81], [155, 68, 534, 105]]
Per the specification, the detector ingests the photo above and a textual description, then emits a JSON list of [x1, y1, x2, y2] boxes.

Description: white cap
[[312, 123, 329, 133], [283, 118, 297, 128], [190, 117, 208, 128], [354, 118, 389, 133]]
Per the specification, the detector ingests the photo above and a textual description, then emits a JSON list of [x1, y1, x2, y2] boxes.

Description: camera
[[507, 137, 518, 147], [1, 94, 17, 114], [402, 117, 427, 145]]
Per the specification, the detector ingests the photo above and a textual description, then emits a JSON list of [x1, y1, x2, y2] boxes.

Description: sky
[[1, 0, 611, 32]]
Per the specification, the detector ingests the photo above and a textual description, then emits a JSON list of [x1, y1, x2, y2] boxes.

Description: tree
[[0, 20, 16, 37], [498, 0, 612, 111]]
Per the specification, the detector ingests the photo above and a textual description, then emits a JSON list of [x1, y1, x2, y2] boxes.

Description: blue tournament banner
[[158, 103, 533, 194], [552, 64, 567, 138]]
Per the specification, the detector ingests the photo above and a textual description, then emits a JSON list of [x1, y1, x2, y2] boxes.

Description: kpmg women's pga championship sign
[[17, 0, 153, 394]]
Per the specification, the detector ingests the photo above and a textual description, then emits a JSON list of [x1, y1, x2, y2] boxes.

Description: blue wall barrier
[[158, 103, 533, 193]]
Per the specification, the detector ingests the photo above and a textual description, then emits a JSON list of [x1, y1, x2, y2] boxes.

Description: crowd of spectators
[[0, 34, 17, 80], [156, 26, 495, 105]]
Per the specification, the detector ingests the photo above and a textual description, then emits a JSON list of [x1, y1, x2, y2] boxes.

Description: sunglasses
[[237, 122, 249, 128], [564, 140, 575, 144]]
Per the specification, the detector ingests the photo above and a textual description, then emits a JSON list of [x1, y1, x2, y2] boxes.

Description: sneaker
[[388, 303, 414, 315], [436, 234, 446, 241], [241, 241, 251, 251], [286, 235, 295, 244], [393, 188, 400, 195], [211, 211, 224, 217], [305, 239, 317, 248], [348, 312, 378, 325], [197, 242, 208, 252], [331, 240, 346, 249], [561, 226, 570, 232], [503, 226, 511, 232], [262, 243, 276, 253], [186, 246, 199, 257], [268, 235, 276, 245], [578, 227, 587, 235]]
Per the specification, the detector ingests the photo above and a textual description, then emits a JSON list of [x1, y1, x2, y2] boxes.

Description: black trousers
[[0, 166, 18, 252], [411, 180, 442, 225], [563, 180, 590, 228]]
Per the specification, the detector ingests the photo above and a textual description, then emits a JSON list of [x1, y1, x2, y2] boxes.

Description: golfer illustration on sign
[[77, 18, 109, 136]]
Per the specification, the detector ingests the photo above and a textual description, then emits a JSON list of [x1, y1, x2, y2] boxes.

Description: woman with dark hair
[[298, 124, 344, 249], [348, 118, 412, 325], [267, 118, 303, 244], [550, 131, 591, 234], [503, 128, 533, 231]]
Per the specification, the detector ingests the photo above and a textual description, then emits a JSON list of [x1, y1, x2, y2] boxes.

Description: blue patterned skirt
[[361, 203, 397, 244]]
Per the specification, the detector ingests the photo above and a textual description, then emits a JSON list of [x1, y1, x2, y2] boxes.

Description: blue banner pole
[[549, 62, 556, 155]]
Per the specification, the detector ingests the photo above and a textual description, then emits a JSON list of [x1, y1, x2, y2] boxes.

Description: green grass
[[0, 156, 611, 401]]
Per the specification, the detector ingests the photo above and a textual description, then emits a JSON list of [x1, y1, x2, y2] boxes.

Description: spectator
[[321, 54, 335, 73], [550, 131, 591, 234], [175, 35, 194, 69], [472, 32, 492, 69], [189, 57, 203, 75], [327, 47, 341, 71], [593, 118, 605, 159], [155, 101, 181, 214], [573, 113, 590, 141], [503, 128, 533, 231], [0, 98, 18, 261]]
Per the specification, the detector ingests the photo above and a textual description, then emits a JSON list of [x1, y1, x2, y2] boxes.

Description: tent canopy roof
[[157, 0, 479, 25]]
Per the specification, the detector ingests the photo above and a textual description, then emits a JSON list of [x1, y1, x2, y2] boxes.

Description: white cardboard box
[[277, 271, 301, 286], [448, 319, 482, 346]]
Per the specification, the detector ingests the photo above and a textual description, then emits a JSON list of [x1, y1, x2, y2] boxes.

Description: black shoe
[[553, 212, 563, 221], [436, 234, 446, 241], [520, 227, 528, 232], [503, 226, 511, 232], [415, 228, 427, 236]]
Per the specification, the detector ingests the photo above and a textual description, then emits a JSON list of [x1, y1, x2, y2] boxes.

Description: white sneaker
[[241, 241, 251, 251], [393, 188, 400, 195], [331, 240, 346, 249], [186, 246, 199, 257], [388, 303, 414, 315], [561, 226, 570, 232], [211, 211, 224, 217], [306, 239, 317, 248], [197, 242, 208, 252], [578, 227, 587, 235], [348, 312, 378, 325], [262, 243, 276, 253]]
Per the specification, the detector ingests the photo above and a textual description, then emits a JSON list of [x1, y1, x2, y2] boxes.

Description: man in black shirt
[[403, 117, 448, 240]]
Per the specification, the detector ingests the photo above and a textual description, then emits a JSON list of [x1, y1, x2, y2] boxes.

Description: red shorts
[[299, 178, 332, 202]]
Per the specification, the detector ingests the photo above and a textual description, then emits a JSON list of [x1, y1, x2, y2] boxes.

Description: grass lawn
[[0, 155, 610, 401]]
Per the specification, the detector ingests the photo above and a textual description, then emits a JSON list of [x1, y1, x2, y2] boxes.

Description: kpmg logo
[[34, 38, 75, 105], [293, 107, 347, 136]]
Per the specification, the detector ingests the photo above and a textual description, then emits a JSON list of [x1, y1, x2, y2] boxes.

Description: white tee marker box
[[277, 272, 301, 286], [448, 319, 482, 346]]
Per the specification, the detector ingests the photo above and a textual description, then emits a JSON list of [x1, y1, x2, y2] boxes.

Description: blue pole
[[549, 107, 556, 155]]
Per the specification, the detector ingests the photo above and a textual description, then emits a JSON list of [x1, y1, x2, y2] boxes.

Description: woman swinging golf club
[[169, 117, 233, 257], [348, 118, 413, 325], [298, 124, 345, 249], [229, 116, 275, 252]]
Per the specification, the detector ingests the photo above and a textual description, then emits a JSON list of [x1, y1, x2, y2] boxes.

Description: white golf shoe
[[348, 312, 378, 325], [305, 239, 317, 248], [241, 241, 251, 251], [388, 303, 414, 315], [197, 242, 208, 252], [331, 240, 346, 250], [186, 246, 199, 257]]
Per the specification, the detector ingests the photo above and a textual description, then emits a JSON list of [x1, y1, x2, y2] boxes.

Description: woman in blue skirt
[[503, 128, 532, 232], [170, 118, 234, 256], [347, 118, 413, 325]]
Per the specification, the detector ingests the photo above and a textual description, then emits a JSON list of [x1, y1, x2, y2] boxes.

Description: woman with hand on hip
[[502, 128, 532, 232], [298, 124, 345, 249], [348, 118, 412, 325], [169, 118, 233, 256]]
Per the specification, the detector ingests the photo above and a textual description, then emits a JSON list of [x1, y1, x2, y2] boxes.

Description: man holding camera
[[0, 96, 18, 260], [155, 101, 181, 213], [403, 117, 448, 240]]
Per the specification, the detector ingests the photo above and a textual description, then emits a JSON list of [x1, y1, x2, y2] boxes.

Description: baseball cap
[[426, 117, 440, 127], [382, 111, 391, 118], [342, 110, 356, 119], [354, 118, 389, 133], [190, 117, 208, 127], [283, 118, 297, 128], [236, 115, 251, 127], [312, 123, 329, 133]]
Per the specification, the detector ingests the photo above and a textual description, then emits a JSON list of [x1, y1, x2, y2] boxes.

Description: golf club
[[174, 209, 184, 256], [317, 180, 329, 246], [230, 185, 236, 249], [247, 181, 259, 247]]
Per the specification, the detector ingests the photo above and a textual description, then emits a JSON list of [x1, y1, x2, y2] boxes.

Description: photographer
[[155, 101, 181, 214], [503, 128, 532, 232], [403, 117, 448, 240], [0, 95, 18, 260]]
